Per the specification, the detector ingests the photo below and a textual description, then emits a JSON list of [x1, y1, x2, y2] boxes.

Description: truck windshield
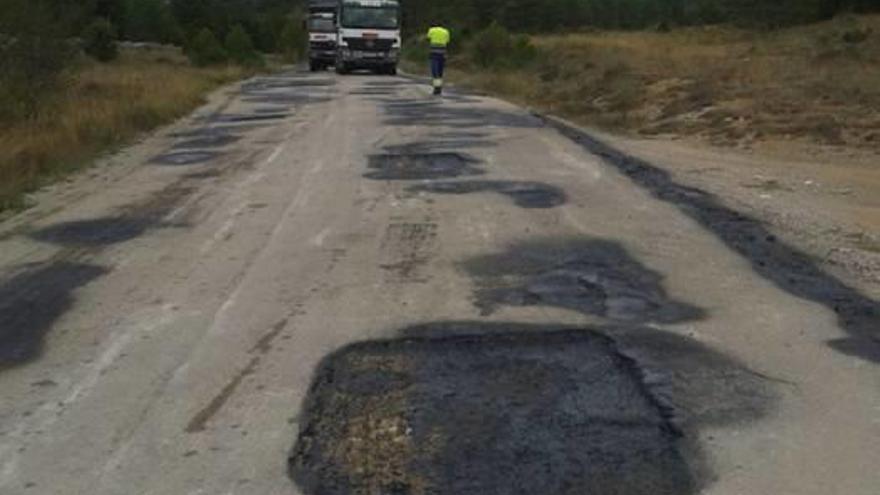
[[308, 17, 336, 32], [341, 6, 399, 29]]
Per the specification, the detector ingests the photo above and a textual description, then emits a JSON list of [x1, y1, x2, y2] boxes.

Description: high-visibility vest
[[427, 26, 451, 51]]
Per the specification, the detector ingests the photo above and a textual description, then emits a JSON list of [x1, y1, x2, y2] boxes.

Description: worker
[[426, 24, 451, 95]]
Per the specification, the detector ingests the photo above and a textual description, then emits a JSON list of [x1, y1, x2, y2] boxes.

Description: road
[[0, 70, 878, 495]]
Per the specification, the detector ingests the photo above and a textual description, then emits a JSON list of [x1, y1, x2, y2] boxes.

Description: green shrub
[[841, 27, 872, 44], [82, 18, 119, 62], [278, 19, 307, 63], [402, 36, 430, 63], [469, 22, 537, 69], [510, 34, 538, 67], [187, 28, 227, 66], [122, 0, 181, 43], [225, 24, 263, 66], [470, 22, 511, 68], [726, 0, 828, 29], [0, 0, 77, 120]]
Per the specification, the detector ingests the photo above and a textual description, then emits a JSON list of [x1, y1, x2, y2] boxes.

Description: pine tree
[[225, 24, 263, 66], [187, 28, 227, 66]]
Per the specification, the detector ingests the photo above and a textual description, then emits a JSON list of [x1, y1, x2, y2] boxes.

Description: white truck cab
[[307, 11, 338, 71], [335, 0, 401, 75]]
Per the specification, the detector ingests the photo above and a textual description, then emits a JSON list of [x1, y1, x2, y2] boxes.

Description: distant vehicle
[[335, 0, 401, 75], [307, 0, 339, 72]]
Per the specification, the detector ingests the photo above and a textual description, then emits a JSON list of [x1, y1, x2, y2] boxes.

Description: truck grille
[[310, 40, 336, 50], [344, 37, 394, 51]]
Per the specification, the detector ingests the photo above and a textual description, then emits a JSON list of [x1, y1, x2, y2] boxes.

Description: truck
[[334, 0, 401, 75], [307, 0, 339, 72]]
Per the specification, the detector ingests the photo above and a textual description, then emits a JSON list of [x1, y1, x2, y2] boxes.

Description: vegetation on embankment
[[0, 0, 307, 213], [0, 47, 256, 211], [406, 15, 880, 152]]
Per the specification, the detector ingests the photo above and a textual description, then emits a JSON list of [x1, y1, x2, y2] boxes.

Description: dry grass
[[447, 15, 880, 151], [0, 47, 255, 211]]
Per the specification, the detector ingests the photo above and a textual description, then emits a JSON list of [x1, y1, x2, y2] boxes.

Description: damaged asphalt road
[[0, 70, 877, 495]]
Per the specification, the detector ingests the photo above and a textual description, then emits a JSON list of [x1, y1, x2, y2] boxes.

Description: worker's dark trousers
[[430, 53, 446, 80]]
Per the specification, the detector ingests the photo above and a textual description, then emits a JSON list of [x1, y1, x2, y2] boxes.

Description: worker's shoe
[[433, 87, 443, 95]]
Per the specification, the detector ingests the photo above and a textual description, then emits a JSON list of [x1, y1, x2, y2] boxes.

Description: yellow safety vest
[[427, 26, 451, 47]]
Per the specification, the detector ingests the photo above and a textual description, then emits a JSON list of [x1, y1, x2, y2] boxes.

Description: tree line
[[401, 0, 880, 34], [0, 0, 306, 120]]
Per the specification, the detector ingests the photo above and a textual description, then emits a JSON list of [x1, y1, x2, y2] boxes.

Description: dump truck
[[307, 0, 339, 71], [335, 0, 401, 75]]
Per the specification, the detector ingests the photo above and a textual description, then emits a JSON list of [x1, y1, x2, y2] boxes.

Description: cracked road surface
[[0, 70, 878, 494]]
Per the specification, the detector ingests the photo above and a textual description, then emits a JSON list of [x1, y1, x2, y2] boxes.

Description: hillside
[[437, 15, 880, 153]]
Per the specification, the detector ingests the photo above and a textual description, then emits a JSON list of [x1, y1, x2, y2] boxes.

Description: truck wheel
[[309, 61, 319, 72], [335, 62, 348, 75], [388, 65, 398, 76]]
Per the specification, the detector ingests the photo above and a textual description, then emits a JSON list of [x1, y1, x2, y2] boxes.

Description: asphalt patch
[[169, 127, 233, 139], [546, 118, 880, 362], [364, 80, 410, 87], [379, 98, 543, 129], [209, 113, 290, 123], [382, 139, 497, 154], [184, 170, 223, 180], [29, 217, 152, 246], [290, 325, 693, 495], [349, 89, 396, 96], [435, 131, 490, 139], [463, 238, 705, 323], [173, 134, 241, 149], [241, 94, 333, 106], [0, 262, 108, 368], [253, 106, 292, 114], [241, 78, 335, 91], [151, 150, 222, 166], [410, 180, 567, 209], [364, 153, 485, 181]]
